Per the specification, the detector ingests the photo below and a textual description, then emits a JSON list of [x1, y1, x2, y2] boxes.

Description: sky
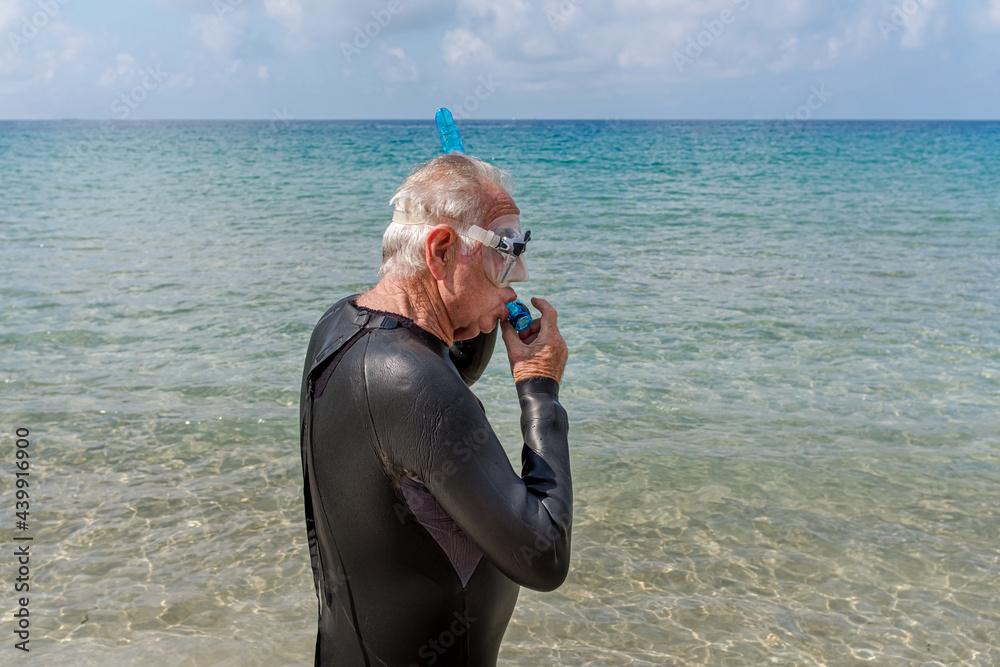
[[1, 0, 999, 120]]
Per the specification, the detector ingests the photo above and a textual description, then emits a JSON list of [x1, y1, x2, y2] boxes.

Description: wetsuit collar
[[350, 299, 449, 351]]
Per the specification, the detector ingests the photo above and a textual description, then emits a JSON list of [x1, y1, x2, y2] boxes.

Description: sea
[[1, 119, 998, 666]]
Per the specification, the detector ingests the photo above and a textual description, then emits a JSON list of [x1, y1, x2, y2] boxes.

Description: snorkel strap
[[391, 199, 530, 259], [391, 200, 440, 226], [392, 201, 502, 247]]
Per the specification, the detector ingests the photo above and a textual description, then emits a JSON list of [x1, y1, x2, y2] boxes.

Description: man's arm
[[370, 363, 571, 591], [368, 300, 571, 591]]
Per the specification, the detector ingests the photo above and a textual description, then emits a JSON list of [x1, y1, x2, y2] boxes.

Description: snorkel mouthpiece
[[505, 299, 532, 333]]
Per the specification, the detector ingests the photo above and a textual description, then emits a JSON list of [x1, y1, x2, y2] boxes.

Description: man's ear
[[425, 224, 458, 281]]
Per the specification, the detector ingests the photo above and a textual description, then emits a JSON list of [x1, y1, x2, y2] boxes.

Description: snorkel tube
[[435, 107, 533, 333], [436, 108, 466, 154]]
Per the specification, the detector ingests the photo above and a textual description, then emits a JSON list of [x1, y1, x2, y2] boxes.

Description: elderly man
[[299, 153, 572, 666]]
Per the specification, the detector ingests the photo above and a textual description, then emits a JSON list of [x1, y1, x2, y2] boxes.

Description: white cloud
[[233, 0, 462, 56], [0, 2, 23, 34], [377, 43, 418, 81], [2, 0, 86, 74], [1, 5, 101, 108], [442, 28, 493, 65], [261, 0, 355, 52], [264, 0, 313, 50], [769, 36, 799, 73], [869, 0, 947, 49], [168, 72, 197, 89], [437, 0, 945, 94], [265, 0, 304, 21], [99, 53, 139, 87], [190, 12, 246, 58], [758, 0, 823, 30], [0, 0, 995, 119], [1, 3, 27, 77], [457, 0, 532, 38], [57, 27, 94, 68], [898, 0, 941, 49], [981, 0, 1000, 31]]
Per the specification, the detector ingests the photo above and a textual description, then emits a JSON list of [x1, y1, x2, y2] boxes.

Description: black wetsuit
[[299, 295, 572, 666]]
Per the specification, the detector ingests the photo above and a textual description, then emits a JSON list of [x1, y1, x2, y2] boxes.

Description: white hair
[[379, 154, 514, 278]]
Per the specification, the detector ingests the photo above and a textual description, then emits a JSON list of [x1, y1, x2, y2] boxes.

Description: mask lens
[[481, 215, 529, 287], [496, 254, 518, 286]]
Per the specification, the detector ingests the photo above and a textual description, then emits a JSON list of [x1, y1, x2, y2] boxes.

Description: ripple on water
[[4, 121, 1000, 665]]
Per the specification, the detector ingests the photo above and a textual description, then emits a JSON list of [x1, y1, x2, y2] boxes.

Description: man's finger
[[499, 317, 523, 348], [530, 297, 558, 329], [518, 318, 541, 341]]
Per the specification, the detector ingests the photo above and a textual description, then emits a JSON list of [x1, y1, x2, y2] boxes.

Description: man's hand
[[500, 297, 568, 384]]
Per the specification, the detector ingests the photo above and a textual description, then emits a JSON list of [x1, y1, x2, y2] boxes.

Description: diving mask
[[391, 204, 531, 288]]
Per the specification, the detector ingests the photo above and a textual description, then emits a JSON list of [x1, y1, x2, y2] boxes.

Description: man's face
[[447, 183, 521, 341]]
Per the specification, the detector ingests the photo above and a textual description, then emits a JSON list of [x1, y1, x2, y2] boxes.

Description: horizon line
[[2, 117, 999, 123]]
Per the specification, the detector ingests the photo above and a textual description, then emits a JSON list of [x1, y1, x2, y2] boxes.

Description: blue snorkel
[[435, 108, 466, 154], [505, 300, 532, 333], [435, 108, 533, 333]]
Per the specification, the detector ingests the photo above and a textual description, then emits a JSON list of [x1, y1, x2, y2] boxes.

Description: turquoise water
[[2, 120, 999, 665]]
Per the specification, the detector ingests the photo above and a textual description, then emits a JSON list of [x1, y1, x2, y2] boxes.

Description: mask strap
[[390, 200, 513, 253], [391, 204, 437, 226], [463, 225, 502, 250]]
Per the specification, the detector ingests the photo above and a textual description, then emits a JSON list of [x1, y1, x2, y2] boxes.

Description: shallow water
[[2, 120, 999, 665]]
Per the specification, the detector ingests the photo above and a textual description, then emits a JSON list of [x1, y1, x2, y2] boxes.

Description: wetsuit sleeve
[[367, 341, 572, 592], [448, 325, 497, 387]]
